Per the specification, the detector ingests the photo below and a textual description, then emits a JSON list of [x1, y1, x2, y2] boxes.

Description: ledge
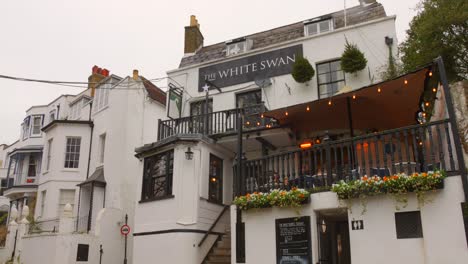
[[139, 195, 175, 204]]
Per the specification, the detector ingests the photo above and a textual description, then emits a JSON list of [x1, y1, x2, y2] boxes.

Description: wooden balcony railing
[[234, 119, 460, 196], [157, 104, 274, 140]]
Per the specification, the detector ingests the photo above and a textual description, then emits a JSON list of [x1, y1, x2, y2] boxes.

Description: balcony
[[234, 120, 462, 195], [157, 103, 275, 141]]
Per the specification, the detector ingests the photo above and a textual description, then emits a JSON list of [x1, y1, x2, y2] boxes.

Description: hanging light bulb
[[256, 122, 260, 126], [328, 100, 332, 106], [377, 87, 381, 93], [306, 106, 310, 111], [352, 94, 356, 100], [432, 88, 437, 93], [246, 121, 250, 125], [425, 102, 430, 107], [285, 111, 289, 116], [261, 114, 264, 118], [429, 71, 433, 77], [404, 79, 408, 85]]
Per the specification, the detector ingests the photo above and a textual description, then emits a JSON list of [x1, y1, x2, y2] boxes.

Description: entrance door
[[317, 211, 351, 264]]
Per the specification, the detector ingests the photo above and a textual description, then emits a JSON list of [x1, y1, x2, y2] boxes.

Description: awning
[[78, 167, 106, 187], [8, 145, 43, 157], [264, 66, 431, 134]]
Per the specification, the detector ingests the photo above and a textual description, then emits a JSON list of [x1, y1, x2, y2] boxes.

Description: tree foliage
[[292, 56, 315, 83], [400, 0, 468, 82], [341, 40, 368, 74]]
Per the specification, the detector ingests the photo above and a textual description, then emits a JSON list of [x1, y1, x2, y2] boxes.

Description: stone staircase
[[203, 229, 231, 264]]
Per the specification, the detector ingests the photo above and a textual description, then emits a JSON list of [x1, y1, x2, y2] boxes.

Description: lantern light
[[261, 114, 264, 118], [185, 147, 194, 160], [246, 121, 250, 125], [300, 142, 312, 149], [256, 122, 260, 126], [315, 138, 321, 144], [211, 177, 217, 182]]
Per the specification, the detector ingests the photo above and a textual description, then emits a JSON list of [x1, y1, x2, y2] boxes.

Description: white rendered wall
[[232, 176, 468, 264]]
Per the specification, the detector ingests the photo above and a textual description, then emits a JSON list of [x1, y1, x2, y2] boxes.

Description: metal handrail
[[198, 205, 229, 247]]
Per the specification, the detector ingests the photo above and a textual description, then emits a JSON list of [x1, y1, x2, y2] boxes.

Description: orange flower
[[422, 173, 428, 177], [392, 175, 399, 180], [292, 187, 298, 191], [383, 176, 388, 182], [299, 193, 305, 199], [280, 191, 286, 196]]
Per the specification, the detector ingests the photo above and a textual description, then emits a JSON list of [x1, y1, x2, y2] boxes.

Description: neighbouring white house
[[0, 66, 166, 264], [132, 1, 468, 264]]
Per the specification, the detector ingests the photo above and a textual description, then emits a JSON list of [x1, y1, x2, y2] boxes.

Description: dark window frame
[[316, 59, 346, 99], [76, 244, 89, 262], [208, 154, 223, 204], [395, 211, 423, 239], [190, 99, 213, 116], [141, 150, 174, 202]]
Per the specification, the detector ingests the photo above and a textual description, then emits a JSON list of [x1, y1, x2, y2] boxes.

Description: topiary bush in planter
[[341, 40, 367, 74], [292, 56, 315, 83]]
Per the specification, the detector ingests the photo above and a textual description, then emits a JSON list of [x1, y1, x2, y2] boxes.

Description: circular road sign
[[121, 224, 131, 236]]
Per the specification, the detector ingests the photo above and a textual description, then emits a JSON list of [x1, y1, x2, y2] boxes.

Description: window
[[49, 110, 56, 123], [395, 211, 423, 239], [304, 18, 333, 36], [226, 38, 252, 56], [27, 154, 37, 177], [317, 60, 345, 98], [22, 117, 30, 140], [190, 99, 213, 116], [141, 150, 174, 201], [64, 137, 81, 169], [99, 134, 106, 164], [208, 154, 223, 204], [40, 190, 47, 217], [46, 139, 53, 171], [94, 86, 110, 113], [31, 115, 43, 136], [58, 189, 75, 216], [76, 244, 89, 262]]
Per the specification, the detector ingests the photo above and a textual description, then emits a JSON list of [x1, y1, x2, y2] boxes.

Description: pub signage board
[[198, 45, 303, 91], [275, 216, 312, 264]]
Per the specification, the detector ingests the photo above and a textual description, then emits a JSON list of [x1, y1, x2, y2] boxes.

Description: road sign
[[120, 224, 131, 236]]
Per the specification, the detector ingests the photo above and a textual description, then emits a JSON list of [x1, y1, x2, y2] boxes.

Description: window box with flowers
[[331, 170, 446, 213], [233, 188, 310, 211]]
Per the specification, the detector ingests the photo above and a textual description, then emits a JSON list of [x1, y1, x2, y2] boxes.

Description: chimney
[[359, 0, 376, 6], [133, 69, 139, 80], [184, 15, 204, 54], [88, 65, 109, 97]]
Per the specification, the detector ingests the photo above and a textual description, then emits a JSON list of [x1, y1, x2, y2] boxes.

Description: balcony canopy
[[264, 66, 433, 134]]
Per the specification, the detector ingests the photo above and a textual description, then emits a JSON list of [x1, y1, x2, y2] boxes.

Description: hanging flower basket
[[233, 188, 310, 210], [341, 40, 368, 74], [292, 57, 315, 83]]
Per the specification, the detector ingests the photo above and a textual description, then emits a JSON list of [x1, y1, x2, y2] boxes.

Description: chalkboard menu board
[[275, 216, 312, 264]]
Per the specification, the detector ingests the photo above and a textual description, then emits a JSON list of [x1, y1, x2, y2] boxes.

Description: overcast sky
[[0, 0, 420, 144]]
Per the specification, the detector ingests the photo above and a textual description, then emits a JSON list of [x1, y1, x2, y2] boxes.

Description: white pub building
[[133, 1, 468, 264]]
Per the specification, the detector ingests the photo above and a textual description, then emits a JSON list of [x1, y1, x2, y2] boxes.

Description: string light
[[352, 94, 356, 100], [306, 106, 310, 111], [256, 122, 260, 126], [404, 79, 408, 85], [285, 111, 289, 116], [328, 100, 332, 106], [246, 121, 250, 125], [315, 138, 321, 144], [425, 102, 430, 107], [377, 87, 381, 93], [429, 71, 433, 77], [432, 88, 437, 93], [422, 112, 427, 117], [261, 114, 264, 118]]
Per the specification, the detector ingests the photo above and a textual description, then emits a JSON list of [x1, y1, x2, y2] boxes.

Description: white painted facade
[[0, 71, 166, 264]]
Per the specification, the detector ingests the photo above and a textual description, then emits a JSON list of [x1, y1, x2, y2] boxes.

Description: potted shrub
[[292, 56, 315, 84], [341, 40, 368, 75]]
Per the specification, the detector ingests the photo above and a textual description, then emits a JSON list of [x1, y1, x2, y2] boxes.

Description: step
[[213, 248, 231, 255], [204, 261, 230, 264], [208, 255, 231, 262]]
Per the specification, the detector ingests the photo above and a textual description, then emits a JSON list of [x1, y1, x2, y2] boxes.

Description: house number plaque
[[275, 216, 312, 264]]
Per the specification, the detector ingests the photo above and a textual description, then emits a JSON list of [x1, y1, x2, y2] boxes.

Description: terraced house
[[132, 1, 468, 264]]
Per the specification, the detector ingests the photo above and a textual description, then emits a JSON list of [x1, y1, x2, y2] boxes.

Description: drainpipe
[[435, 57, 468, 201]]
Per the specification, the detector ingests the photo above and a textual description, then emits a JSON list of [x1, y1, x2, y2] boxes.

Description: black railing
[[157, 104, 275, 140], [234, 119, 460, 196]]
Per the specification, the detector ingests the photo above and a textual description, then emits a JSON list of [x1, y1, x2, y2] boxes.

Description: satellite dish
[[254, 78, 272, 88]]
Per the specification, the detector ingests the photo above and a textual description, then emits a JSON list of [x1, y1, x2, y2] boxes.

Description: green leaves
[[292, 56, 315, 83], [341, 40, 368, 74], [233, 188, 310, 210]]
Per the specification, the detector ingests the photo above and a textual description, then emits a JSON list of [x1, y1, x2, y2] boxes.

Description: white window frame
[[64, 137, 81, 169], [22, 117, 30, 140], [46, 138, 53, 171], [30, 115, 43, 137], [49, 109, 56, 123], [304, 18, 333, 36], [57, 189, 75, 217], [99, 133, 106, 164], [225, 38, 252, 56], [93, 85, 110, 113]]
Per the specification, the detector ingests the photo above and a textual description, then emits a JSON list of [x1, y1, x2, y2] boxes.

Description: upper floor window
[[22, 117, 30, 140], [94, 87, 109, 113], [141, 150, 174, 201], [30, 115, 43, 136], [226, 38, 252, 56], [304, 18, 333, 36], [69, 101, 81, 120], [208, 154, 223, 204], [317, 60, 345, 99], [46, 138, 53, 171], [27, 154, 37, 177], [49, 110, 56, 123], [64, 137, 81, 169], [190, 99, 213, 116]]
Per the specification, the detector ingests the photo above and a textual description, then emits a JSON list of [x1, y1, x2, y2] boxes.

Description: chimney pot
[[133, 70, 139, 80]]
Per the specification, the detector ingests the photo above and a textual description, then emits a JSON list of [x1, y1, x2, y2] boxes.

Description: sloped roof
[[78, 166, 106, 187], [141, 77, 166, 105], [179, 2, 387, 68]]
